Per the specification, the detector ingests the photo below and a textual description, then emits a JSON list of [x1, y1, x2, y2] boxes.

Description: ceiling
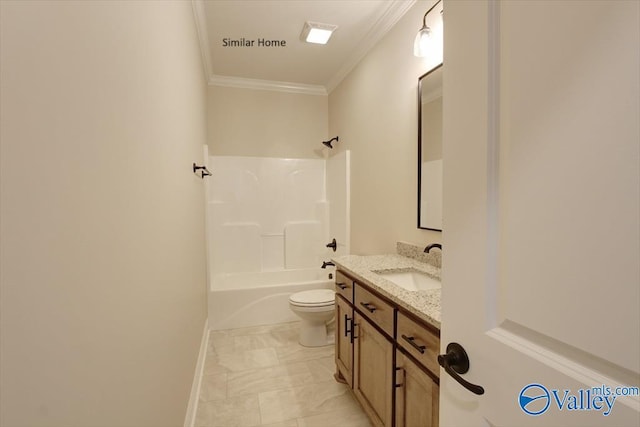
[[193, 0, 417, 94]]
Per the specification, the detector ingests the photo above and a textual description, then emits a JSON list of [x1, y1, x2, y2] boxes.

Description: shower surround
[[206, 154, 350, 330]]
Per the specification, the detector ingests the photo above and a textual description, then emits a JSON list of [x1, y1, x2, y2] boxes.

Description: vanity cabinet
[[335, 269, 441, 427]]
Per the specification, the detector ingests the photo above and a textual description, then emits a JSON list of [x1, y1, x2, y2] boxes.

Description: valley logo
[[519, 384, 551, 416], [518, 383, 639, 417]]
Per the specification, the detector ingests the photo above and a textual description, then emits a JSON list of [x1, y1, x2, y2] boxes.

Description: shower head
[[322, 136, 339, 149]]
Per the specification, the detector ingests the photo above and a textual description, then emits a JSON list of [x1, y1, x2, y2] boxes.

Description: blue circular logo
[[519, 383, 550, 416]]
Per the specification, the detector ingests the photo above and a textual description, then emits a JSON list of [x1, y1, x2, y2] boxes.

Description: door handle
[[438, 342, 485, 395], [337, 282, 348, 290]]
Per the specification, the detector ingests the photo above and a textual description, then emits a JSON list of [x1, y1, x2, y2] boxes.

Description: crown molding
[[209, 75, 328, 96], [192, 0, 416, 96], [192, 0, 325, 95], [325, 0, 417, 93]]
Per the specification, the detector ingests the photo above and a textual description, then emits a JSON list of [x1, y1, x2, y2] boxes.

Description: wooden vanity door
[[352, 313, 393, 427], [395, 350, 439, 427], [335, 294, 353, 387]]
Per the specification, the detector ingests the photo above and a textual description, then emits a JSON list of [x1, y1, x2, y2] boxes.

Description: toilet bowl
[[289, 289, 335, 347]]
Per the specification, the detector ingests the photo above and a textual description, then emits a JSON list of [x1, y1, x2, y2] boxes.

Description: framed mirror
[[418, 64, 443, 231]]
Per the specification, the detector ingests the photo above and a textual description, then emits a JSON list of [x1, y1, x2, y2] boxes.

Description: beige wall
[[208, 85, 328, 159], [0, 1, 207, 426], [329, 0, 442, 255]]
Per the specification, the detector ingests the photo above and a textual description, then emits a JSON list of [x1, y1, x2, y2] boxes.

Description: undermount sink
[[374, 269, 441, 291]]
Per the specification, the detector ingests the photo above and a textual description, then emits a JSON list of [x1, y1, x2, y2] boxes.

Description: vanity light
[[414, 0, 443, 57], [301, 21, 338, 45]]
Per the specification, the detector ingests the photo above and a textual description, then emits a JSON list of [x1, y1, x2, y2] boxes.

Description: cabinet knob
[[337, 282, 348, 290]]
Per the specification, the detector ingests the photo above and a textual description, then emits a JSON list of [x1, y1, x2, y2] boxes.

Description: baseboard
[[184, 319, 209, 427]]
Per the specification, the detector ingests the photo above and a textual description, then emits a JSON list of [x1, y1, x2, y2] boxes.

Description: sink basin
[[375, 269, 441, 291]]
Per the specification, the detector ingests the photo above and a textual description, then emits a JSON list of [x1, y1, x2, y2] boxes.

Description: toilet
[[289, 289, 335, 347]]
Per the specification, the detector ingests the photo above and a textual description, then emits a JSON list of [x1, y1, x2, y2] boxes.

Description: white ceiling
[[193, 0, 417, 94]]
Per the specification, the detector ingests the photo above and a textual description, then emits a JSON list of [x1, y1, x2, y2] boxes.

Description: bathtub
[[208, 268, 335, 331]]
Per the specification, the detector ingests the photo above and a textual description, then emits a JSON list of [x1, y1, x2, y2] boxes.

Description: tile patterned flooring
[[196, 321, 372, 427]]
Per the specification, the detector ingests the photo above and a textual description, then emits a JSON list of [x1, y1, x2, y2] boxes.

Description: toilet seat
[[289, 289, 335, 307]]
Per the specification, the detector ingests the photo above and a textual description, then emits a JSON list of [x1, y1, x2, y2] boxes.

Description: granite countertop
[[331, 254, 441, 330]]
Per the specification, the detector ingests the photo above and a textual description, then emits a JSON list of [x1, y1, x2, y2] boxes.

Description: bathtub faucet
[[321, 261, 335, 269]]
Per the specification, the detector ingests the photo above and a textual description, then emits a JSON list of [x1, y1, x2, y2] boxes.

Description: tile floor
[[195, 321, 372, 427]]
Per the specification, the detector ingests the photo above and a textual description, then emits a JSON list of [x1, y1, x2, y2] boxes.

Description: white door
[[441, 1, 639, 426]]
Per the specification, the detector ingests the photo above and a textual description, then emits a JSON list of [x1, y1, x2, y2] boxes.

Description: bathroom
[[1, 1, 638, 427]]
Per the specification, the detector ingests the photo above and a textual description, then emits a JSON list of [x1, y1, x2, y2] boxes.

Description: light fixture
[[301, 21, 338, 45], [414, 0, 442, 57]]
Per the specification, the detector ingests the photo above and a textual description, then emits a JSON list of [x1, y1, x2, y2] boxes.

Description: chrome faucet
[[424, 243, 442, 253], [321, 261, 335, 269]]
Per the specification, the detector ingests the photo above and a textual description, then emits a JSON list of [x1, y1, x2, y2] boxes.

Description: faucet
[[424, 243, 442, 253], [321, 261, 335, 269]]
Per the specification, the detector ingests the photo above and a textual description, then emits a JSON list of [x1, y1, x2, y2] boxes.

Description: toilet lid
[[289, 289, 335, 306]]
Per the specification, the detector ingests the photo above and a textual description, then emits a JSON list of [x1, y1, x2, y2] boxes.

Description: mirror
[[418, 64, 443, 231]]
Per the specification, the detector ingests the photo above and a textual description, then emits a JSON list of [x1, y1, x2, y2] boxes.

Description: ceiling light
[[301, 21, 338, 45]]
